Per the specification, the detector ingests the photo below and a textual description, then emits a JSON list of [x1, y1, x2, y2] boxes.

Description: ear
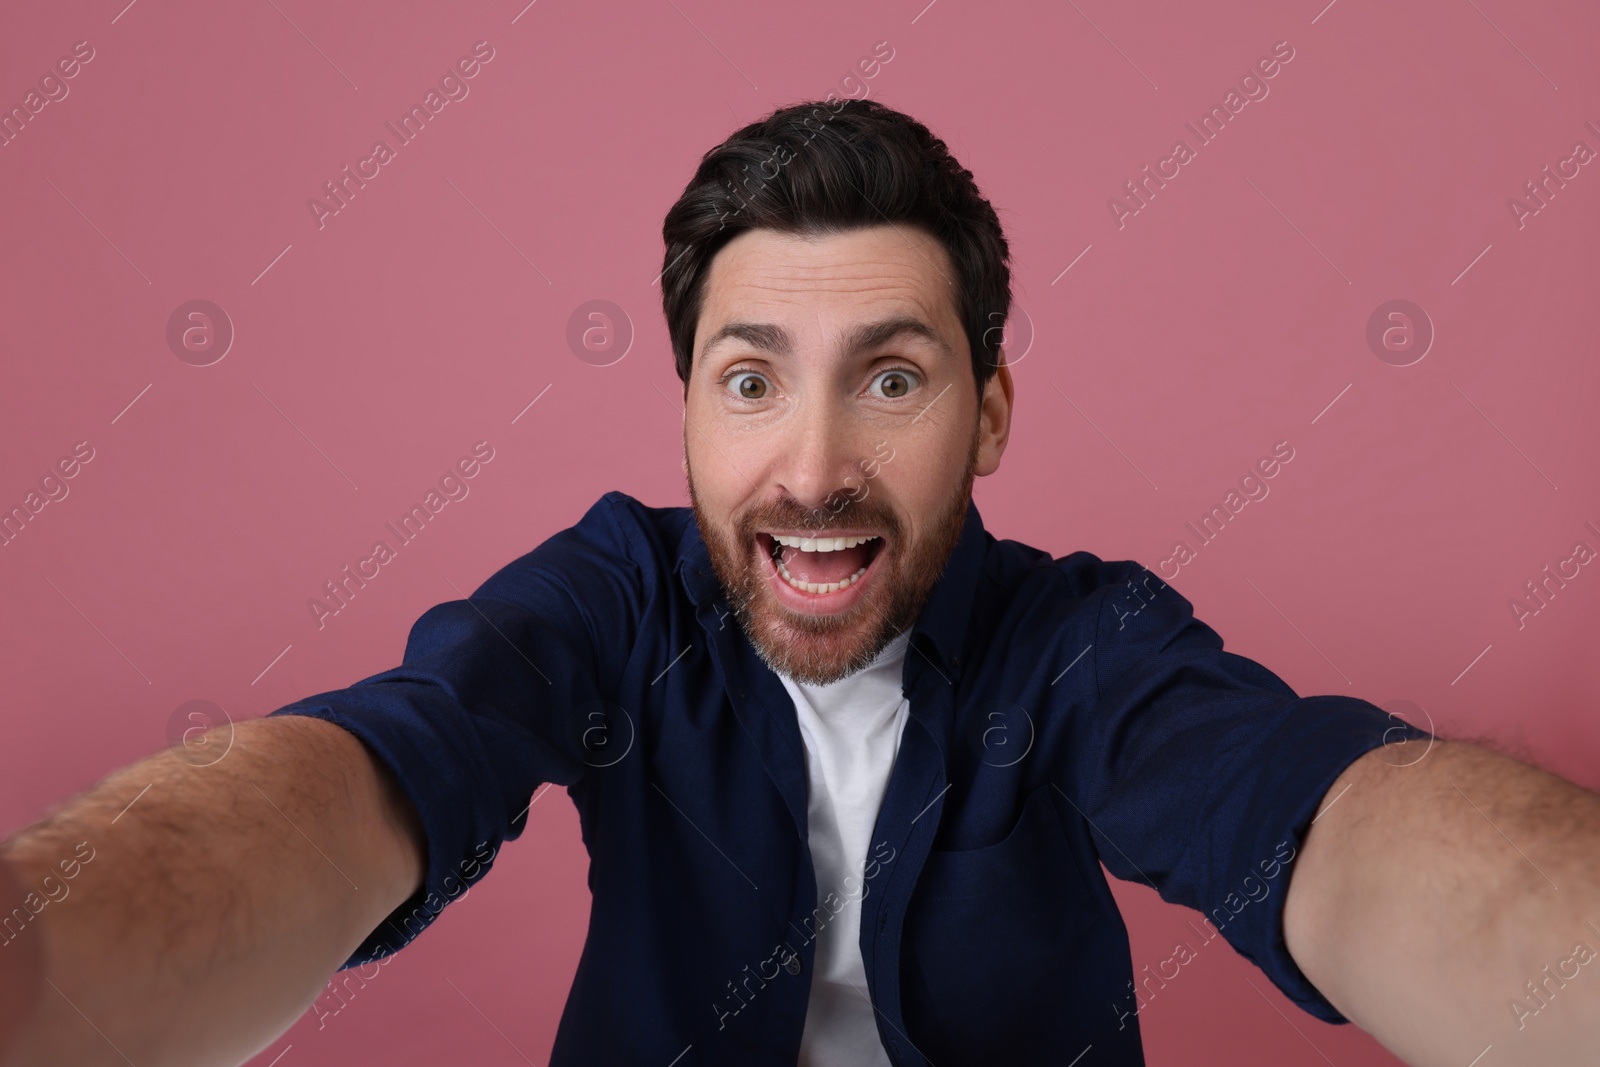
[[974, 354, 1014, 477]]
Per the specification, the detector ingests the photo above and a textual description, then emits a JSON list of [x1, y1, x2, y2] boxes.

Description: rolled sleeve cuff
[[266, 691, 507, 971], [1231, 695, 1432, 1022]]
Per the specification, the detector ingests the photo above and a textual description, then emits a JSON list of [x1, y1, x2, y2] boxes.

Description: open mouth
[[756, 531, 885, 596]]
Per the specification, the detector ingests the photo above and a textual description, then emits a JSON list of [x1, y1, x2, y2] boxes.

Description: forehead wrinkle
[[751, 219, 958, 293], [861, 218, 961, 293], [703, 311, 954, 366], [732, 255, 928, 286], [727, 276, 942, 328], [763, 278, 922, 295], [698, 229, 964, 365]]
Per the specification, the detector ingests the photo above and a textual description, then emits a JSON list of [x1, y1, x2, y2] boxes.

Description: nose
[[774, 399, 869, 518]]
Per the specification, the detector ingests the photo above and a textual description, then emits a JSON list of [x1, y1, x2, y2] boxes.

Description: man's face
[[684, 224, 1012, 685]]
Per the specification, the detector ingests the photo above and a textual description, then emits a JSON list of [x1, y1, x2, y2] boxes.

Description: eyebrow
[[700, 314, 955, 364]]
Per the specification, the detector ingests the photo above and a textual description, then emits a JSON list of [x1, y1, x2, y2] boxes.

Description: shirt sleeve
[[265, 492, 646, 969], [1068, 558, 1432, 1022]]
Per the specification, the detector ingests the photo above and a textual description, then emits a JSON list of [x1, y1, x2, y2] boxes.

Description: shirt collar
[[677, 496, 988, 679], [907, 495, 987, 677]]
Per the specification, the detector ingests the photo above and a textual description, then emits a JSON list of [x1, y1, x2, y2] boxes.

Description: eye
[[869, 368, 919, 399], [726, 371, 770, 401]]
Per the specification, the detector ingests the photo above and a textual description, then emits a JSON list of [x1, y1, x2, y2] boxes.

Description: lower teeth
[[774, 553, 869, 595]]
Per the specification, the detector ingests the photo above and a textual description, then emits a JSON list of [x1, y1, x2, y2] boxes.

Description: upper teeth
[[770, 534, 878, 553]]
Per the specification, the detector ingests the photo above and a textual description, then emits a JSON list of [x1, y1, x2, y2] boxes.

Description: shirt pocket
[[913, 783, 1095, 902], [900, 785, 1138, 1063]]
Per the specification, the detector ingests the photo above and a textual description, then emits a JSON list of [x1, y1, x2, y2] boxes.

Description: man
[[2, 99, 1598, 1067]]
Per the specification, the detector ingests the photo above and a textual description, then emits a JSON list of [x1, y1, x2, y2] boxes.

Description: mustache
[[737, 494, 901, 541]]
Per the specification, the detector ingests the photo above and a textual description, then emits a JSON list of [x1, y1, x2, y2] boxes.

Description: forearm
[[1284, 738, 1600, 1066], [0, 715, 424, 1067]]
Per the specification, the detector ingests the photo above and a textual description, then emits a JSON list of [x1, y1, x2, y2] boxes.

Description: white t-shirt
[[775, 630, 912, 1067]]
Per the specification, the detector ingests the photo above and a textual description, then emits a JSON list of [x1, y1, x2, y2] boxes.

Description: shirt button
[[784, 955, 802, 976]]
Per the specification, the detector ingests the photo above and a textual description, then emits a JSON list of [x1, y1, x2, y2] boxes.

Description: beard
[[687, 429, 980, 686]]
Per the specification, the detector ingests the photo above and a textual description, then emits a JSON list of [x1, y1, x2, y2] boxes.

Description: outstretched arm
[[1284, 737, 1600, 1066], [0, 716, 425, 1067]]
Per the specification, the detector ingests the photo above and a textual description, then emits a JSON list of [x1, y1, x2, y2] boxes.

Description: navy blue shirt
[[267, 491, 1429, 1065]]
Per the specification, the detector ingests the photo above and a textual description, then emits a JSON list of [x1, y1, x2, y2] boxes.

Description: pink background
[[2, 0, 1597, 1063]]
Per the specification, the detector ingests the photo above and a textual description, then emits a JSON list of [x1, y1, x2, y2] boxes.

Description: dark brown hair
[[659, 98, 1012, 397]]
